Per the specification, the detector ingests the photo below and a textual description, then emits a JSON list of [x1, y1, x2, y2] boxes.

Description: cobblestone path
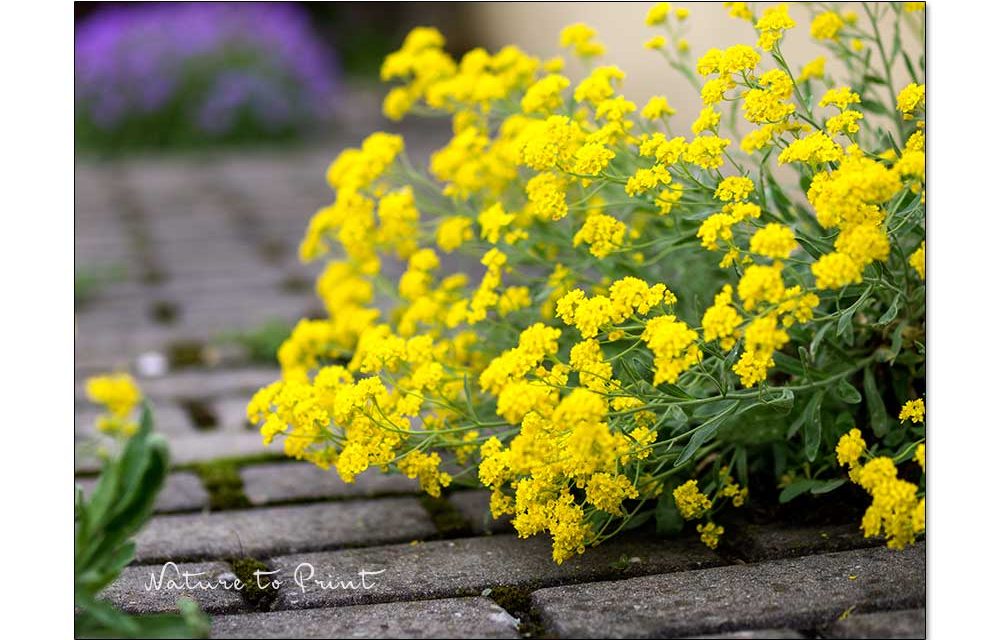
[[75, 135, 926, 638]]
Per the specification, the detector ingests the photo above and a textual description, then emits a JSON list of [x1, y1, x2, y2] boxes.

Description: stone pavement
[[75, 131, 926, 638]]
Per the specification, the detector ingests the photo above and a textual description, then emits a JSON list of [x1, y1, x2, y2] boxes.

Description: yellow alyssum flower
[[799, 56, 826, 82], [645, 2, 671, 26], [755, 4, 796, 52], [586, 472, 639, 515], [572, 142, 615, 177], [826, 110, 864, 137], [478, 203, 515, 244], [560, 22, 605, 58], [641, 95, 676, 119], [819, 86, 861, 110], [899, 399, 925, 424], [750, 223, 797, 259], [702, 285, 742, 350], [811, 252, 863, 290], [521, 74, 570, 114], [645, 35, 667, 50], [811, 11, 844, 40], [909, 241, 926, 279], [724, 1, 752, 20], [683, 135, 730, 170], [436, 216, 474, 253], [714, 176, 755, 202], [674, 479, 712, 519], [778, 131, 843, 165], [641, 315, 701, 385], [896, 83, 926, 119], [574, 213, 626, 258], [525, 172, 569, 220], [397, 450, 453, 497], [914, 444, 925, 472], [738, 263, 786, 311], [697, 522, 725, 549], [836, 428, 867, 468], [86, 373, 142, 437]]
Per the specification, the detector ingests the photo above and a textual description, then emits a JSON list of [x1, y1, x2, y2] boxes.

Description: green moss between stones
[[419, 494, 471, 538], [488, 585, 548, 638], [190, 461, 250, 511], [228, 557, 277, 611]]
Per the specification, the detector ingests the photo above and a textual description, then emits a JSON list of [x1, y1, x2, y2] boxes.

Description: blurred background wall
[[74, 2, 922, 153]]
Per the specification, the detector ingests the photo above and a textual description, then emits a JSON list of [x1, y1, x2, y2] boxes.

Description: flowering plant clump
[[249, 3, 925, 563], [75, 3, 339, 149]]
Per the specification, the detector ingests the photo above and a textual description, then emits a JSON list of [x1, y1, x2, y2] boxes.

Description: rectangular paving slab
[[133, 498, 437, 564], [100, 561, 244, 614], [210, 597, 519, 639], [529, 543, 925, 638], [727, 522, 882, 562], [268, 533, 723, 610], [819, 608, 926, 638], [76, 471, 208, 513], [241, 462, 419, 505]]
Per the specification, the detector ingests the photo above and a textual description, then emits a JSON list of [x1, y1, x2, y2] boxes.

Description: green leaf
[[779, 479, 823, 503], [864, 367, 891, 437], [764, 387, 795, 414], [662, 404, 688, 430], [810, 478, 847, 495], [804, 391, 825, 461], [835, 378, 862, 404], [654, 490, 684, 536], [674, 401, 739, 467], [876, 295, 901, 327], [837, 286, 873, 342], [810, 322, 832, 360]]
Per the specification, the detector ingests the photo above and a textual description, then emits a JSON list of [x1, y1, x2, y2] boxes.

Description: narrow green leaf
[[779, 479, 823, 503], [804, 391, 825, 461], [810, 478, 847, 495], [876, 295, 901, 327], [674, 401, 739, 467], [835, 378, 862, 404], [864, 367, 890, 436]]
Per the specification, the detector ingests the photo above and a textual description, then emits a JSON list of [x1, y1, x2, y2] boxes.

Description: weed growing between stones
[[246, 3, 926, 563], [75, 404, 210, 638]]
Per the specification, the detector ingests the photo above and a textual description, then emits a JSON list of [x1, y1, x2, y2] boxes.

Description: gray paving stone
[[166, 432, 275, 466], [241, 462, 419, 505], [530, 544, 925, 638], [101, 561, 244, 614], [820, 608, 926, 638], [690, 631, 805, 639], [448, 490, 512, 535], [76, 471, 209, 513], [212, 396, 255, 433], [77, 367, 280, 403], [270, 533, 722, 610], [732, 523, 881, 562], [210, 597, 519, 639], [75, 400, 194, 437], [134, 498, 437, 563]]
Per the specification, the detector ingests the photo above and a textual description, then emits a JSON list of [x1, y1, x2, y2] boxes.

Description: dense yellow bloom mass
[[247, 6, 926, 562]]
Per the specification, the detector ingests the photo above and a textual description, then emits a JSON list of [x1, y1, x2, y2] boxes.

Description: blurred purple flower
[[76, 2, 340, 139]]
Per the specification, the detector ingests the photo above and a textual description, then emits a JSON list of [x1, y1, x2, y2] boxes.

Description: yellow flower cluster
[[836, 428, 926, 548], [247, 5, 925, 562], [85, 373, 142, 437]]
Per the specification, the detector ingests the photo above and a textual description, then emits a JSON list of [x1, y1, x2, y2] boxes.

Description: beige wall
[[464, 2, 922, 126]]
